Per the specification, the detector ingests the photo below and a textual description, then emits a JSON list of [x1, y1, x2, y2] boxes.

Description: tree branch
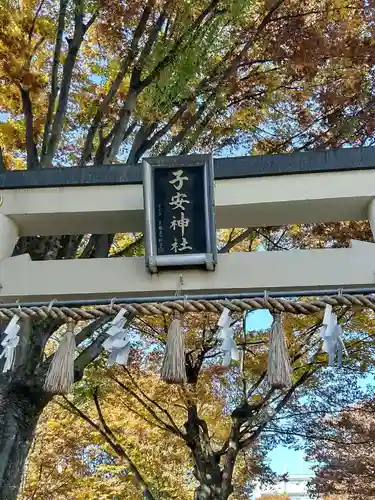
[[104, 0, 223, 162], [263, 427, 372, 446], [111, 373, 182, 437], [43, 0, 88, 168], [126, 123, 158, 164], [0, 147, 6, 171], [126, 0, 284, 162], [57, 234, 84, 259], [79, 233, 115, 259], [160, 96, 215, 156], [123, 366, 181, 433], [62, 396, 156, 500], [20, 86, 39, 170], [179, 107, 216, 154], [80, 1, 154, 166], [221, 422, 240, 498], [28, 0, 46, 42], [110, 234, 144, 258], [120, 395, 169, 431], [43, 317, 109, 370], [40, 0, 68, 165], [255, 228, 289, 251], [231, 0, 287, 72], [93, 386, 123, 444], [84, 7, 99, 31], [240, 367, 319, 449], [131, 4, 170, 87], [140, 0, 221, 90], [102, 91, 139, 162], [74, 316, 111, 346], [219, 228, 254, 254], [131, 104, 190, 161]]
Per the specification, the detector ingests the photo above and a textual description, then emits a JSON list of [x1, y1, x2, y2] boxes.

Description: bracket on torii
[[0, 147, 374, 303]]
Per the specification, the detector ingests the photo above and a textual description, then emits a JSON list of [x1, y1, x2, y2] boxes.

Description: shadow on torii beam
[[0, 240, 373, 302]]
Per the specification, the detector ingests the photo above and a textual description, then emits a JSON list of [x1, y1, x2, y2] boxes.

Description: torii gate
[[0, 146, 374, 304]]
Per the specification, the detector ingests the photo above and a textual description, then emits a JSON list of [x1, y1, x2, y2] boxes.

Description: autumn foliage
[[307, 399, 375, 500], [1, 0, 375, 499], [2, 0, 375, 171]]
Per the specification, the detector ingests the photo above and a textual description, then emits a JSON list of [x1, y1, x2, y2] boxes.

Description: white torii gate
[[0, 148, 374, 303]]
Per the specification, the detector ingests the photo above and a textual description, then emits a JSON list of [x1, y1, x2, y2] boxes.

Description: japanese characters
[[149, 161, 211, 263], [168, 169, 192, 253]]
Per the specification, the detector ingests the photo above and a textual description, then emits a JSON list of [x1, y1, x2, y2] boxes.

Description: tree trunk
[[188, 412, 239, 500], [189, 433, 230, 500], [194, 483, 224, 500], [193, 460, 233, 500], [184, 398, 234, 500], [0, 381, 48, 500], [0, 319, 55, 500]]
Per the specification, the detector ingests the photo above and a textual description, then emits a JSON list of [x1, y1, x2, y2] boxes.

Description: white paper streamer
[[0, 315, 21, 373], [217, 308, 240, 367], [102, 309, 131, 367], [320, 305, 347, 367]]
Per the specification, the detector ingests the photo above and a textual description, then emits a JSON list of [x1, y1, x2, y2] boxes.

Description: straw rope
[[0, 294, 374, 321]]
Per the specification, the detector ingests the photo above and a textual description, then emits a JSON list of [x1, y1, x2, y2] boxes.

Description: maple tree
[[306, 398, 375, 500], [0, 0, 375, 498], [19, 387, 195, 499], [19, 310, 375, 499], [20, 360, 268, 499]]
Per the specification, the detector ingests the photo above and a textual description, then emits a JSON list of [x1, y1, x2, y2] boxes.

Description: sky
[[247, 309, 315, 478], [248, 308, 375, 480]]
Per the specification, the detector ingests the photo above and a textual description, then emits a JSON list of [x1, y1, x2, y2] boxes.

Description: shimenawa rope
[[0, 294, 374, 321]]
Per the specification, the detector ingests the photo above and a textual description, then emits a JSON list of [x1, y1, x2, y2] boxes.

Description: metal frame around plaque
[[142, 155, 217, 274]]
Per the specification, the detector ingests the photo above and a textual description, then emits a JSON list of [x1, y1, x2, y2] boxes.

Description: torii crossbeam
[[0, 146, 374, 303]]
